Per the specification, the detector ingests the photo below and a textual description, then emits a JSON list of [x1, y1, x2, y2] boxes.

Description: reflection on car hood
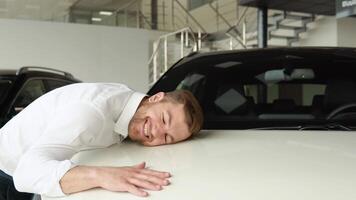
[[50, 130, 356, 200]]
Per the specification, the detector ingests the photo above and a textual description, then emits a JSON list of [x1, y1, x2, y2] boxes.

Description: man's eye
[[164, 134, 168, 143], [162, 114, 166, 124]]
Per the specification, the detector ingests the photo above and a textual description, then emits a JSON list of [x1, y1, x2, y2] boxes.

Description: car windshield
[[166, 56, 356, 130], [0, 80, 12, 105]]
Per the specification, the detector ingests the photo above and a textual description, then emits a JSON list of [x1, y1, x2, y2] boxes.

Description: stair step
[[271, 12, 313, 21], [286, 14, 313, 21], [246, 33, 297, 41], [246, 35, 257, 42], [270, 34, 297, 40], [277, 24, 301, 30]]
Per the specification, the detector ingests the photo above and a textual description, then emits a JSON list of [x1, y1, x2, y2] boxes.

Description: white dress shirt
[[0, 83, 146, 197]]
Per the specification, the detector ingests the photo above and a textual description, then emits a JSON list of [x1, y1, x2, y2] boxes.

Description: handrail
[[208, 1, 247, 49], [138, 10, 153, 29], [173, 0, 207, 33], [228, 6, 250, 33], [148, 27, 198, 85], [226, 32, 247, 49], [148, 27, 197, 65]]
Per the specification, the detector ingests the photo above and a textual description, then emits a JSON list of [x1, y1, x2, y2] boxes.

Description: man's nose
[[152, 122, 165, 138]]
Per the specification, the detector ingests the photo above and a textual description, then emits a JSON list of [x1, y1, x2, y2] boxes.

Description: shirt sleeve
[[12, 102, 104, 197]]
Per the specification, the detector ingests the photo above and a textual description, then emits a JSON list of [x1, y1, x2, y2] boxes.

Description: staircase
[[207, 9, 316, 49], [146, 1, 319, 86], [244, 11, 315, 47]]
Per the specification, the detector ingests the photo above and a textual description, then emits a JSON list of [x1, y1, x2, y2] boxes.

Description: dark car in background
[[0, 67, 80, 127], [149, 47, 356, 130]]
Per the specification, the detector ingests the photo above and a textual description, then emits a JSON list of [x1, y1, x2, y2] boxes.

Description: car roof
[[0, 67, 80, 82], [0, 70, 17, 76], [185, 47, 356, 59], [149, 47, 356, 94], [175, 47, 356, 67]]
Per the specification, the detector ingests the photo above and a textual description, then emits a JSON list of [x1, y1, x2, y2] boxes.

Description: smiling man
[[0, 83, 203, 200], [129, 91, 200, 146]]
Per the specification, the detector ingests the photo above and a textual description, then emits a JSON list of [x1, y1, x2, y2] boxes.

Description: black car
[[148, 47, 356, 130], [0, 67, 80, 127]]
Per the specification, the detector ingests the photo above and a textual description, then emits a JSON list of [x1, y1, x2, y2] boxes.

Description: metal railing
[[148, 27, 199, 86], [225, 6, 252, 49], [205, 0, 253, 50]]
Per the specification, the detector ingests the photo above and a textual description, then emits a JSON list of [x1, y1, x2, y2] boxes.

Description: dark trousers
[[0, 170, 33, 200]]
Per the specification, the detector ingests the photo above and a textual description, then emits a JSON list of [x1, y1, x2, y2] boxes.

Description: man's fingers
[[131, 162, 171, 178], [97, 165, 171, 197], [126, 183, 148, 197], [128, 178, 162, 191], [140, 168, 171, 178], [133, 173, 170, 186], [133, 162, 146, 169]]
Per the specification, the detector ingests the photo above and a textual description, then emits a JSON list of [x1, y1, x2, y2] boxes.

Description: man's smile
[[141, 118, 151, 141]]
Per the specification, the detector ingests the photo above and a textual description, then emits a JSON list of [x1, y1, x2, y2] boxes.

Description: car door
[[11, 79, 46, 114]]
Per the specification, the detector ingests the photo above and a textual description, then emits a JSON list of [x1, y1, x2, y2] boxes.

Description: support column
[[257, 6, 268, 103], [257, 6, 268, 48], [151, 0, 158, 30]]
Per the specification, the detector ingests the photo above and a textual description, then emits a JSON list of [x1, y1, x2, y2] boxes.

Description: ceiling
[[0, 0, 76, 21], [0, 0, 336, 23], [239, 0, 336, 15], [0, 0, 136, 21], [72, 0, 134, 11]]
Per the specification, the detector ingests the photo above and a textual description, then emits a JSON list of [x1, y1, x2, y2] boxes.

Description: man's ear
[[148, 92, 165, 103]]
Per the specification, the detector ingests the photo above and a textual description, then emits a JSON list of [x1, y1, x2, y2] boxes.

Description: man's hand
[[98, 162, 171, 197], [60, 162, 171, 197]]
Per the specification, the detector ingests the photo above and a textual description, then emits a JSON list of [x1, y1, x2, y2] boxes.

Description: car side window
[[176, 73, 207, 103], [0, 80, 12, 105], [45, 79, 71, 92], [12, 79, 45, 113]]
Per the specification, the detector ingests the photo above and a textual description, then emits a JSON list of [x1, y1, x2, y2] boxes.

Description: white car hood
[[45, 130, 356, 200]]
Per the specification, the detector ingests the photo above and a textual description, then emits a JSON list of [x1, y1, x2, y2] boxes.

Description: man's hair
[[163, 90, 204, 135]]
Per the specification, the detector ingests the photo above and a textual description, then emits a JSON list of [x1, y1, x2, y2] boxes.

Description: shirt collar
[[114, 92, 146, 139]]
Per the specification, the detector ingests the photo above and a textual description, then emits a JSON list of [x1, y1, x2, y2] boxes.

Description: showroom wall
[[337, 17, 356, 47], [296, 16, 338, 47], [297, 16, 356, 48], [0, 19, 165, 92]]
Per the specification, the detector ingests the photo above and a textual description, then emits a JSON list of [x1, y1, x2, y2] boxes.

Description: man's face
[[128, 92, 191, 146]]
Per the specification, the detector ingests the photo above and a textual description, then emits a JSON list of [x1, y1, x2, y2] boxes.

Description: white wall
[[296, 16, 356, 48], [296, 16, 338, 47], [0, 19, 165, 93], [337, 17, 356, 47]]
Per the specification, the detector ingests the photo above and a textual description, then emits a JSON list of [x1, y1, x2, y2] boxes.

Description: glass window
[[166, 62, 356, 129], [0, 80, 12, 105], [214, 84, 249, 115], [45, 79, 71, 91], [244, 85, 258, 103], [302, 84, 325, 106], [13, 79, 45, 113], [266, 83, 326, 106], [176, 73, 207, 103]]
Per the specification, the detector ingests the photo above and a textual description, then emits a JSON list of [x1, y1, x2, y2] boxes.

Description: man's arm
[[60, 162, 170, 197]]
